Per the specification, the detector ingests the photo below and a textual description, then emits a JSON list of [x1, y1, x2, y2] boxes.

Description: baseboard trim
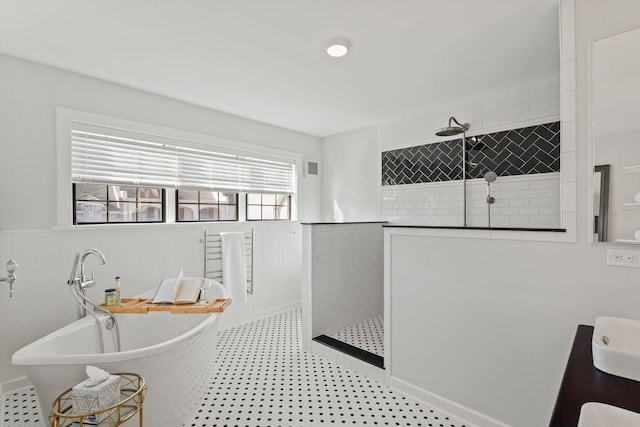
[[388, 376, 511, 427], [218, 300, 302, 330], [0, 376, 32, 396]]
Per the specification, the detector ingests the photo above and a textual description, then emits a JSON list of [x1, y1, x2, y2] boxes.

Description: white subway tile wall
[[379, 78, 560, 151], [381, 173, 560, 227], [310, 224, 384, 338], [378, 77, 561, 227]]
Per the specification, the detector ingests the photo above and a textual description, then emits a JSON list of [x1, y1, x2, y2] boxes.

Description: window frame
[[175, 189, 239, 223], [73, 183, 166, 225], [245, 193, 292, 221]]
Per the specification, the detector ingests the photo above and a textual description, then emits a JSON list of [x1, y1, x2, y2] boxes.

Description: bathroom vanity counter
[[549, 325, 640, 426]]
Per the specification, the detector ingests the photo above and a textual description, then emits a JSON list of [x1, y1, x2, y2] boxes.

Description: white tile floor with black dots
[[3, 308, 471, 427], [327, 314, 384, 357]]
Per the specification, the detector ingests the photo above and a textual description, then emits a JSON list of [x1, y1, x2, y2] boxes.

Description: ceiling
[[0, 0, 560, 138]]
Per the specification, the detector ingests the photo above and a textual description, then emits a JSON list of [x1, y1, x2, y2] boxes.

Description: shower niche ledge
[[383, 225, 567, 232]]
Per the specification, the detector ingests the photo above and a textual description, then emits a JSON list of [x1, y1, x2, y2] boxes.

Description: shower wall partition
[[301, 222, 385, 369]]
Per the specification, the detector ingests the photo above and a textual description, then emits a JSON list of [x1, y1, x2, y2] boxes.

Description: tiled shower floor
[[3, 308, 469, 427], [326, 314, 384, 357]]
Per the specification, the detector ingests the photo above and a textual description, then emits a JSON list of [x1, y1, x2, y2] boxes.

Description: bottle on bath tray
[[114, 276, 122, 306], [104, 289, 116, 306]]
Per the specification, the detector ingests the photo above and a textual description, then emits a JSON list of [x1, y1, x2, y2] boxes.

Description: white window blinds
[[71, 122, 297, 193]]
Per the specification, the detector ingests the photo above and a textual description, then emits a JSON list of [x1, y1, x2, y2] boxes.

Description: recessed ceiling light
[[325, 37, 350, 58]]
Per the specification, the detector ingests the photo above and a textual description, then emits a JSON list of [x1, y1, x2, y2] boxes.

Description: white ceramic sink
[[592, 316, 640, 381], [578, 402, 640, 427]]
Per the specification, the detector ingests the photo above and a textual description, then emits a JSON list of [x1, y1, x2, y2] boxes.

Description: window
[[74, 183, 164, 224], [246, 193, 291, 221], [59, 109, 300, 226], [177, 190, 238, 222]]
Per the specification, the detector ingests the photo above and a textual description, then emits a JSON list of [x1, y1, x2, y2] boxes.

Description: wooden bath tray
[[96, 297, 232, 314]]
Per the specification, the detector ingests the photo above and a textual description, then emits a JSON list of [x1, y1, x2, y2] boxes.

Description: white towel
[[220, 231, 248, 302]]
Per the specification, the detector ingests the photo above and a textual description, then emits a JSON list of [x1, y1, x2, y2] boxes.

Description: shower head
[[435, 116, 470, 137], [435, 127, 465, 137], [467, 136, 486, 151], [484, 171, 498, 183]]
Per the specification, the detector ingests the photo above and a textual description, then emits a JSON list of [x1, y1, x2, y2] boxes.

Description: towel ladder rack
[[202, 228, 254, 296]]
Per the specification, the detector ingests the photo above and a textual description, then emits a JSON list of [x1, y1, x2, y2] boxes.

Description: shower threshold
[[313, 335, 384, 369]]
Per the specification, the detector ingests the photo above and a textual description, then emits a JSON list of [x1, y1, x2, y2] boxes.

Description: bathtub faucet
[[79, 248, 107, 290], [67, 248, 121, 352], [68, 249, 107, 318]]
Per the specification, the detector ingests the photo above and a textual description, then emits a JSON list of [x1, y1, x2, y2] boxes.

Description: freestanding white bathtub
[[12, 283, 228, 426]]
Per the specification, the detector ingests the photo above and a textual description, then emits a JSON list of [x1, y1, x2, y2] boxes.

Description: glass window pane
[[262, 194, 276, 205], [139, 187, 162, 202], [75, 183, 107, 201], [275, 205, 290, 219], [200, 206, 219, 221], [262, 206, 275, 220], [247, 193, 262, 205], [109, 202, 136, 222], [247, 205, 261, 220], [137, 203, 162, 222], [178, 204, 199, 221], [220, 192, 236, 204], [219, 205, 237, 221], [200, 191, 218, 203], [76, 201, 106, 223], [178, 190, 198, 203], [111, 185, 136, 201], [74, 184, 165, 224], [275, 194, 289, 206]]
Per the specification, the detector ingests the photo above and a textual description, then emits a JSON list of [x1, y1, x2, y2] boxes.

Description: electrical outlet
[[607, 248, 640, 268]]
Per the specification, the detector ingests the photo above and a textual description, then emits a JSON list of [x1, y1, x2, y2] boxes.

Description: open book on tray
[[151, 268, 204, 304]]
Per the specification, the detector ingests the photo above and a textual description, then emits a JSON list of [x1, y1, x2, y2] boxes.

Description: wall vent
[[306, 160, 319, 176]]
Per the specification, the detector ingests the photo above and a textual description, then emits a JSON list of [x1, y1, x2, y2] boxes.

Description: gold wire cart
[[49, 372, 146, 427]]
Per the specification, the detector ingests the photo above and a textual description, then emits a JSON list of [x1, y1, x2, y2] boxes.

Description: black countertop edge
[[301, 221, 388, 225], [382, 225, 566, 232]]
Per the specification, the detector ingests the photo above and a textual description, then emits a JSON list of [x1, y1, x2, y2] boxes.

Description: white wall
[[386, 231, 640, 427], [321, 126, 380, 221], [0, 53, 321, 384], [381, 1, 640, 426]]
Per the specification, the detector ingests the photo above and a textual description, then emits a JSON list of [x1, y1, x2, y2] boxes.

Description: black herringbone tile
[[381, 121, 560, 185]]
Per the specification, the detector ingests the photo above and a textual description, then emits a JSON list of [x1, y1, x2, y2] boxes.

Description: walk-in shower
[[436, 116, 471, 226]]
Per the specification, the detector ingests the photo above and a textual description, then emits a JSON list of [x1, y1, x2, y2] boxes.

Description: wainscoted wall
[[379, 77, 561, 227], [217, 221, 302, 330], [0, 221, 302, 383], [301, 223, 384, 347]]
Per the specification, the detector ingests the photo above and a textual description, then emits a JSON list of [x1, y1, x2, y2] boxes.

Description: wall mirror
[[592, 27, 640, 244]]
